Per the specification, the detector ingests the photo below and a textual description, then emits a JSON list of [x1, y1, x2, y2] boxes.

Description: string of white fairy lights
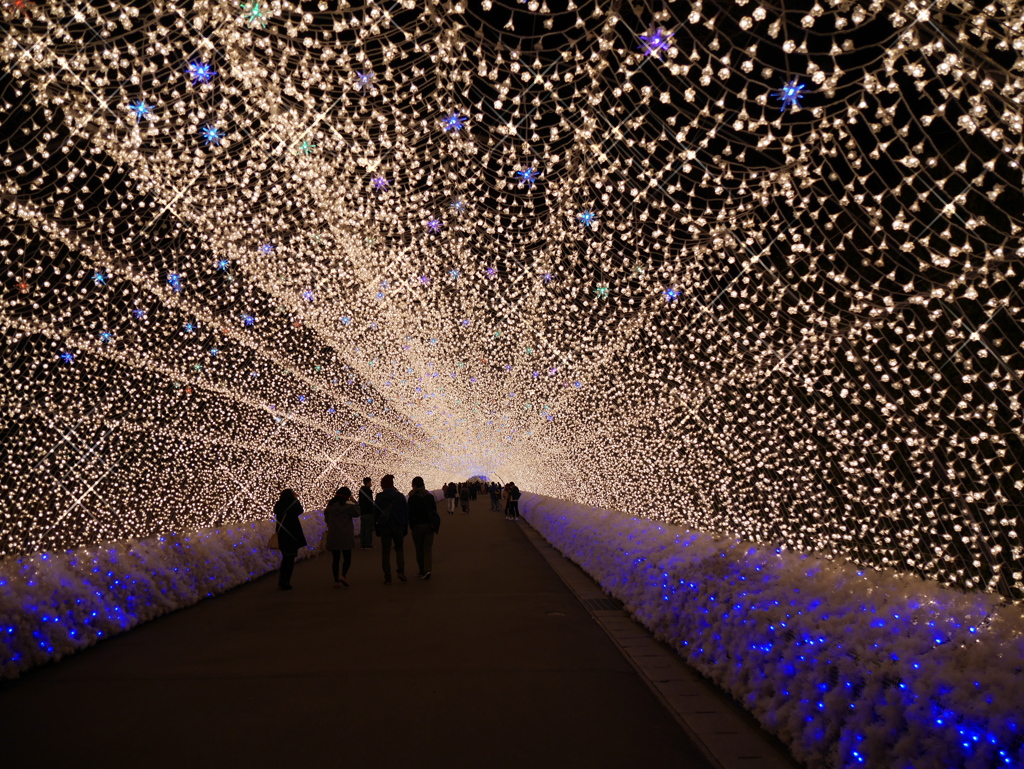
[[2, 0, 1023, 597]]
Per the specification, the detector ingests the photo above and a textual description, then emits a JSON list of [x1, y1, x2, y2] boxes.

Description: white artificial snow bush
[[520, 493, 1024, 769], [0, 514, 325, 680]]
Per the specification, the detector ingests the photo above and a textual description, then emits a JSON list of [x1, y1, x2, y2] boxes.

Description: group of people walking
[[271, 475, 444, 589], [441, 480, 521, 519]]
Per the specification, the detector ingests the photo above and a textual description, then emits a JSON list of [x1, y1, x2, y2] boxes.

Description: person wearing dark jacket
[[324, 487, 360, 587], [407, 477, 438, 580], [374, 474, 409, 584], [274, 489, 306, 590], [358, 477, 375, 549]]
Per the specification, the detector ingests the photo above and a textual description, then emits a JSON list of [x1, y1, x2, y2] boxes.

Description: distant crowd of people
[[271, 477, 521, 590], [441, 480, 521, 520]]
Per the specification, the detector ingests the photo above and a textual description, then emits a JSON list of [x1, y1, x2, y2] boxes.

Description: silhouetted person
[[358, 477, 375, 549], [374, 474, 409, 584], [408, 476, 439, 580], [274, 488, 306, 590], [489, 481, 500, 511], [505, 482, 521, 520], [324, 487, 359, 587], [444, 481, 457, 514]]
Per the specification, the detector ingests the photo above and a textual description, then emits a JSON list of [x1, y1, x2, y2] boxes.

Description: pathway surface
[[0, 494, 712, 769]]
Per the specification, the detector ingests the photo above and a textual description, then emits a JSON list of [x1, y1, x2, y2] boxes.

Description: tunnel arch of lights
[[2, 0, 1024, 599]]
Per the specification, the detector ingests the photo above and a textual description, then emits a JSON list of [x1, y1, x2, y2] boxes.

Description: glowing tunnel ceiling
[[2, 0, 1024, 597]]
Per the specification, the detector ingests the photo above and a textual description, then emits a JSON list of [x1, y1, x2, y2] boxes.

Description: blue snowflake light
[[372, 175, 389, 191], [341, 316, 351, 325], [420, 275, 430, 284], [774, 79, 806, 112], [516, 166, 540, 187], [639, 27, 674, 58], [128, 100, 154, 122], [216, 258, 230, 271], [132, 308, 146, 320], [242, 314, 255, 326], [186, 60, 217, 85], [542, 272, 553, 283], [183, 322, 196, 333], [449, 269, 460, 279], [426, 218, 443, 233], [664, 287, 679, 301], [92, 270, 108, 286], [59, 351, 75, 364], [486, 267, 497, 277], [442, 112, 468, 133], [99, 331, 114, 344], [167, 273, 182, 292], [577, 210, 597, 228], [450, 199, 465, 212], [355, 71, 375, 91], [302, 289, 314, 302], [200, 124, 224, 146], [298, 139, 315, 155], [209, 348, 219, 357], [260, 243, 274, 254]]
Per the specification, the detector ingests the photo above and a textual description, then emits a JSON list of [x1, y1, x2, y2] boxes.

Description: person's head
[[362, 477, 371, 486], [335, 487, 352, 502], [412, 476, 425, 489], [380, 474, 395, 489], [279, 488, 297, 503]]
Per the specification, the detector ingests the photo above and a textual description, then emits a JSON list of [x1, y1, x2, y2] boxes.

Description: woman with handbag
[[274, 488, 306, 590], [323, 487, 359, 587]]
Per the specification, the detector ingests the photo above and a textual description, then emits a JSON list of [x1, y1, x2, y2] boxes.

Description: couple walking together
[[374, 474, 441, 584]]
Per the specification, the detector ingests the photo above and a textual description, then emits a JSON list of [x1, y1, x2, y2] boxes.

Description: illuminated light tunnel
[[2, 1, 1024, 766]]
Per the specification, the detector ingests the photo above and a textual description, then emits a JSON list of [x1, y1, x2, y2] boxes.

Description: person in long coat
[[324, 487, 360, 586], [274, 489, 306, 590]]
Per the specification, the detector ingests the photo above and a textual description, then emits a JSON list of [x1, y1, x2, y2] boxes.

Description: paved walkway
[[1, 494, 713, 768]]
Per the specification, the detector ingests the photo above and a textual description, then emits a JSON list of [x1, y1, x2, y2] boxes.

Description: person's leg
[[330, 549, 341, 582], [412, 526, 425, 575], [423, 530, 434, 575], [279, 552, 296, 588], [394, 534, 406, 580], [341, 550, 352, 579], [380, 532, 393, 582]]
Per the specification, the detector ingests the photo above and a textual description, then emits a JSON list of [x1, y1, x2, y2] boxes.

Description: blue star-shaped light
[[186, 60, 217, 85], [242, 314, 255, 326], [639, 27, 674, 58], [167, 273, 182, 292], [200, 124, 224, 146], [486, 267, 497, 277], [183, 322, 196, 333], [664, 287, 679, 301], [92, 270, 108, 286], [774, 79, 806, 112], [426, 218, 443, 233], [209, 348, 219, 357], [216, 258, 230, 271], [341, 316, 351, 325], [461, 319, 471, 326], [355, 71, 375, 91], [298, 139, 315, 155], [449, 269, 460, 279], [100, 331, 114, 344], [302, 289, 315, 302], [450, 199, 465, 213], [128, 100, 154, 122], [132, 308, 146, 319], [419, 275, 430, 284], [577, 210, 597, 228], [516, 166, 540, 187], [260, 243, 274, 254], [442, 112, 467, 133], [59, 351, 75, 363], [372, 175, 389, 191], [542, 272, 553, 283]]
